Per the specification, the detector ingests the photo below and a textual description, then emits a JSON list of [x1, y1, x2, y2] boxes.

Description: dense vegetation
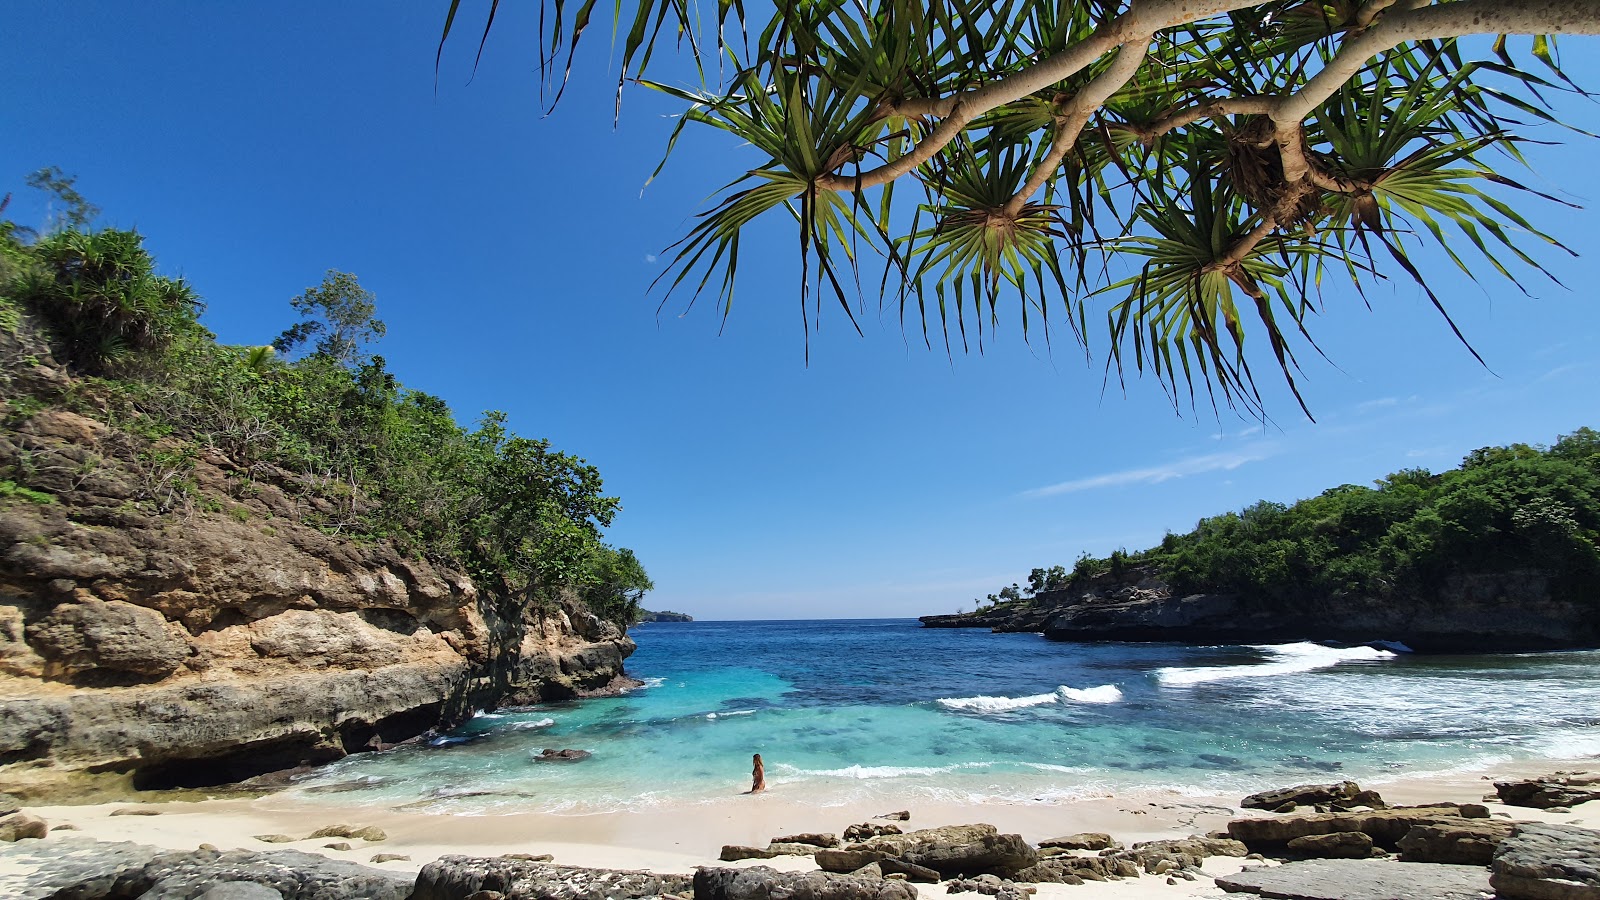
[[972, 430, 1600, 610], [0, 171, 651, 626]]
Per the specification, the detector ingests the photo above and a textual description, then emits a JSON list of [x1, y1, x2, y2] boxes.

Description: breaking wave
[[1157, 642, 1396, 686], [937, 684, 1123, 712]]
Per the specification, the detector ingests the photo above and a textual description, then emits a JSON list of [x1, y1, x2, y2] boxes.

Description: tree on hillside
[[441, 0, 1597, 414], [274, 270, 386, 367]]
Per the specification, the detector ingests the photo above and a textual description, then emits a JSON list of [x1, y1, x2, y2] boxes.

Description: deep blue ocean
[[289, 619, 1600, 814]]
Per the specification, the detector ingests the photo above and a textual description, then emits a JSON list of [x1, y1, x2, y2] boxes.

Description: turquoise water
[[289, 620, 1600, 814]]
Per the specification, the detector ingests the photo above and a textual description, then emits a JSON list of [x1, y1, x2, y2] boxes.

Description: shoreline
[[10, 754, 1595, 895]]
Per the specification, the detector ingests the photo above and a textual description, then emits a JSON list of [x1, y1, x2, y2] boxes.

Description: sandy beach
[[7, 755, 1593, 898]]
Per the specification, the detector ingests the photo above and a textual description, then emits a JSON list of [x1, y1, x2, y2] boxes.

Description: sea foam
[[937, 684, 1122, 712], [1157, 641, 1396, 686]]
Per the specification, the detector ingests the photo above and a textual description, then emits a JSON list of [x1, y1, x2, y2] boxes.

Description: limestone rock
[[1396, 818, 1514, 865], [255, 834, 297, 844], [26, 598, 191, 681], [722, 845, 777, 861], [0, 841, 411, 900], [533, 748, 591, 763], [1491, 823, 1600, 900], [1124, 835, 1247, 872], [769, 842, 822, 856], [1011, 855, 1139, 884], [413, 855, 691, 900], [370, 853, 410, 863], [816, 848, 893, 873], [1227, 805, 1469, 849], [1287, 832, 1374, 859], [694, 865, 917, 900], [1039, 833, 1116, 851], [845, 822, 903, 841], [1496, 777, 1600, 810], [876, 811, 912, 821], [110, 806, 162, 816], [945, 874, 1036, 900], [0, 793, 18, 816], [877, 858, 940, 883], [0, 813, 47, 841], [196, 883, 285, 900], [1242, 782, 1362, 811], [0, 369, 636, 797], [324, 842, 352, 851], [1216, 859, 1492, 900], [774, 833, 839, 848], [307, 824, 385, 842], [848, 824, 1036, 877]]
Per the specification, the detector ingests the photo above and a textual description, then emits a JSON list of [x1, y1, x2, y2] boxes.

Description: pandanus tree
[[440, 0, 1599, 415]]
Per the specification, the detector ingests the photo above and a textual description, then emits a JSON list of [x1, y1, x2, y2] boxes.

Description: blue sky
[[4, 3, 1598, 620]]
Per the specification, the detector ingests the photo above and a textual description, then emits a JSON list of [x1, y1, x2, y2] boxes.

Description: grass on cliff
[[0, 177, 650, 626]]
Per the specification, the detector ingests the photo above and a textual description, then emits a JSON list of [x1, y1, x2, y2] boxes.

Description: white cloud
[[1022, 446, 1278, 498], [1356, 396, 1400, 412], [644, 254, 658, 263]]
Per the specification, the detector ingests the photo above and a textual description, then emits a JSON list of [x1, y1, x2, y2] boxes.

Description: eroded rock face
[[0, 393, 636, 797], [0, 838, 410, 900], [1496, 776, 1600, 810], [1227, 805, 1473, 850], [1216, 859, 1493, 900], [1491, 823, 1600, 900], [695, 866, 918, 900], [414, 856, 691, 900], [1242, 782, 1365, 811], [1396, 818, 1515, 865], [26, 599, 191, 681], [854, 824, 1037, 877]]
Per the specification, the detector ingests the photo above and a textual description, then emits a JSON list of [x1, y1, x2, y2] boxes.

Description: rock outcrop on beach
[[1216, 858, 1493, 900], [1491, 823, 1600, 900], [0, 838, 413, 900], [1496, 774, 1600, 809], [921, 564, 1598, 652], [0, 329, 636, 798], [414, 856, 693, 900]]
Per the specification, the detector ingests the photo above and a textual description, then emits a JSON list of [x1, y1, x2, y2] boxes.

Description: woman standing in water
[[750, 753, 766, 793]]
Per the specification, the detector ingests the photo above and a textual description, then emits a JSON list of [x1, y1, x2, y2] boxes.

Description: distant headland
[[925, 428, 1600, 653], [637, 609, 694, 623]]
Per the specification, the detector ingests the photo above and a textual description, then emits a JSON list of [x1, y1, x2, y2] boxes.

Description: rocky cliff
[[0, 335, 636, 799], [921, 565, 1600, 652]]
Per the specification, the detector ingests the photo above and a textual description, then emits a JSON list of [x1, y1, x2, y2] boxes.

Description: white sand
[[10, 756, 1596, 899]]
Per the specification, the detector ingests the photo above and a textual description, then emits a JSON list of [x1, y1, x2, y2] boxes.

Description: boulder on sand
[[0, 813, 47, 842], [857, 824, 1036, 877], [1286, 832, 1373, 859], [1495, 776, 1600, 810], [774, 833, 840, 848], [1038, 833, 1117, 851], [1241, 782, 1385, 812]]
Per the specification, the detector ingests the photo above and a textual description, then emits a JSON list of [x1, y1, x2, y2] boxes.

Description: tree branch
[[1123, 96, 1277, 142], [817, 0, 1277, 192], [1003, 40, 1151, 217]]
